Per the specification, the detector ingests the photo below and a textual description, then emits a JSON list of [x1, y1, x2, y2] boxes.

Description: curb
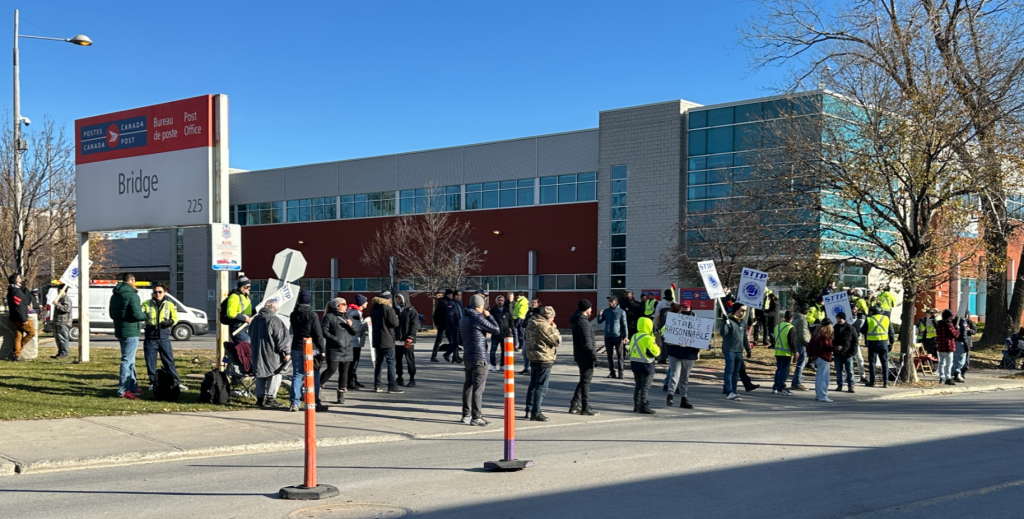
[[864, 381, 1024, 401]]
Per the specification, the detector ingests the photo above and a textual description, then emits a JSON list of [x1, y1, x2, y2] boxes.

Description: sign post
[[485, 336, 532, 471]]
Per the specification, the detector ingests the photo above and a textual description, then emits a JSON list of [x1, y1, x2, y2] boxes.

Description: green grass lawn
[[0, 345, 267, 421]]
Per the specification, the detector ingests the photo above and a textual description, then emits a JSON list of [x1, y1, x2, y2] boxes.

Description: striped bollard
[[484, 336, 533, 471], [280, 338, 340, 499]]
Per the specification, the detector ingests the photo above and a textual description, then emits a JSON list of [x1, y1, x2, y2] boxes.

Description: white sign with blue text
[[737, 268, 768, 310], [59, 254, 92, 288], [823, 292, 854, 323], [697, 260, 726, 299]]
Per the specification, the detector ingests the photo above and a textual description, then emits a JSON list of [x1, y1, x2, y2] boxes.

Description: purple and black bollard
[[485, 337, 533, 471]]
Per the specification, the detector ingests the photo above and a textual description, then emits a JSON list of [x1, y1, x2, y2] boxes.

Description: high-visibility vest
[[142, 298, 178, 328], [867, 315, 890, 342], [917, 318, 936, 339], [878, 292, 895, 311], [774, 321, 794, 356], [763, 288, 774, 309], [629, 332, 654, 363], [644, 299, 657, 317]]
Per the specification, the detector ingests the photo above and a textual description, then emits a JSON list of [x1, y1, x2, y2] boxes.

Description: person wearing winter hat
[[459, 293, 500, 425], [569, 299, 599, 416], [370, 291, 402, 393], [346, 295, 370, 389], [289, 290, 327, 412], [225, 276, 253, 342]]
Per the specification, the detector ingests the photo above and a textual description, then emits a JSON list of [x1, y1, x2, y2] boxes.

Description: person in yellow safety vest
[[772, 310, 796, 395], [225, 277, 254, 342], [511, 291, 528, 352], [141, 283, 183, 392], [917, 307, 938, 355], [644, 295, 658, 318], [877, 286, 897, 317], [628, 317, 661, 415], [849, 289, 868, 317], [860, 306, 895, 387], [806, 296, 826, 327]]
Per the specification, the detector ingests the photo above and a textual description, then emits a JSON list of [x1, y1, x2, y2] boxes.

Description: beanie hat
[[681, 301, 691, 309], [836, 312, 847, 321], [380, 291, 393, 300], [444, 288, 454, 296], [469, 294, 486, 309], [578, 299, 592, 312], [354, 294, 367, 306], [236, 276, 251, 288], [299, 290, 312, 305]]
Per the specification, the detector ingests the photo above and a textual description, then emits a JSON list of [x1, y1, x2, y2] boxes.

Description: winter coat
[[6, 285, 30, 323], [290, 303, 325, 353], [370, 297, 399, 348], [250, 307, 290, 378], [809, 334, 835, 362], [935, 319, 959, 353], [141, 297, 178, 341], [833, 322, 859, 357], [322, 306, 355, 362], [570, 310, 598, 367], [598, 306, 628, 338], [662, 310, 700, 360], [445, 298, 464, 345], [53, 292, 73, 327], [459, 307, 500, 363], [433, 297, 449, 329], [346, 305, 368, 348], [791, 312, 812, 348], [720, 314, 750, 353], [109, 282, 146, 339], [955, 317, 977, 350], [396, 298, 420, 344], [491, 304, 513, 338], [526, 313, 561, 365], [622, 297, 643, 334]]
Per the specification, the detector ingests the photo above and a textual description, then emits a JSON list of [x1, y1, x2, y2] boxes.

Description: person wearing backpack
[[810, 318, 836, 403], [142, 284, 185, 394], [289, 290, 327, 412], [110, 273, 147, 399], [223, 277, 253, 341]]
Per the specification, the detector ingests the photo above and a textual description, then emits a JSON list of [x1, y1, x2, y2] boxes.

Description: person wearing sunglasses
[[142, 284, 185, 392]]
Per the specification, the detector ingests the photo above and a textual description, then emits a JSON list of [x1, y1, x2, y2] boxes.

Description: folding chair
[[223, 341, 256, 398], [913, 344, 934, 376], [886, 351, 904, 387]]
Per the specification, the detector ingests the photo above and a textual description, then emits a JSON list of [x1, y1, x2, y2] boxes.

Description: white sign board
[[697, 260, 726, 299], [662, 313, 715, 350], [737, 268, 768, 310], [823, 292, 854, 323], [212, 223, 242, 271], [59, 254, 92, 288]]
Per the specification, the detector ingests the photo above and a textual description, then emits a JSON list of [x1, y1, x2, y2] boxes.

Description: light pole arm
[[19, 35, 71, 42]]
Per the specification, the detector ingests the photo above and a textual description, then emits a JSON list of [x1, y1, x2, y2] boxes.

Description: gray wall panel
[[338, 156, 398, 194], [464, 138, 537, 182], [230, 170, 285, 205], [284, 163, 339, 200], [537, 130, 599, 176], [396, 148, 464, 189]]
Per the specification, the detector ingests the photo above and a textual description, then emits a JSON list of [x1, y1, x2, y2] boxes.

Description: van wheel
[[172, 324, 193, 341], [69, 326, 80, 341]]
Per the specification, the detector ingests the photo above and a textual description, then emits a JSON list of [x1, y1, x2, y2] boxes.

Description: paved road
[[72, 333, 217, 349], [2, 388, 1021, 518]]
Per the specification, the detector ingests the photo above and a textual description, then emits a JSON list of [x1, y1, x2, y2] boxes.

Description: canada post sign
[[75, 95, 218, 233]]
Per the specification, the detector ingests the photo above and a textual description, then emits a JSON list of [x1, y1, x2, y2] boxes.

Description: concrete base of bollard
[[279, 484, 340, 500], [484, 459, 533, 472]]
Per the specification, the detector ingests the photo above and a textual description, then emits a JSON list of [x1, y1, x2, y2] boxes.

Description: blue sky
[[7, 1, 788, 171]]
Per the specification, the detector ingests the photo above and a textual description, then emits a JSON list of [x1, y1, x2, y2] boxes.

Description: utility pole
[[13, 9, 25, 276]]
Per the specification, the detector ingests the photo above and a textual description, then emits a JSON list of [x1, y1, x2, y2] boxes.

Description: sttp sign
[[737, 268, 768, 310], [823, 292, 854, 323], [697, 260, 726, 299], [75, 95, 217, 233]]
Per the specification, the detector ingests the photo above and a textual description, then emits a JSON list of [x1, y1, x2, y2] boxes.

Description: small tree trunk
[[899, 289, 919, 383]]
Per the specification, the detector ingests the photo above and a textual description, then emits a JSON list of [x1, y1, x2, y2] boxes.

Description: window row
[[537, 274, 596, 291], [287, 197, 336, 222], [688, 153, 751, 172], [466, 179, 534, 210], [337, 277, 392, 293], [688, 96, 821, 130], [464, 275, 531, 292], [400, 186, 461, 215], [540, 173, 597, 204]]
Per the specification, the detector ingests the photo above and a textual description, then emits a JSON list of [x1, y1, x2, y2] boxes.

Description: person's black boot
[[568, 402, 582, 414], [407, 376, 416, 388], [667, 394, 674, 406], [581, 407, 599, 416], [680, 398, 693, 409], [396, 376, 405, 387], [640, 404, 656, 415], [633, 404, 640, 413], [256, 396, 265, 407]]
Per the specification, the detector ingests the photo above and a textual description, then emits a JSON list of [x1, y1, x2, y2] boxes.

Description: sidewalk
[[2, 350, 1022, 477]]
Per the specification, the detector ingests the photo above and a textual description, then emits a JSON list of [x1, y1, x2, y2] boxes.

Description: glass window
[[688, 157, 706, 171], [466, 183, 481, 192], [611, 207, 627, 220], [540, 185, 557, 204], [688, 110, 707, 129], [540, 275, 557, 290], [764, 99, 791, 119], [734, 123, 761, 151], [353, 278, 367, 291], [558, 184, 575, 203], [611, 165, 627, 179], [687, 201, 705, 213], [399, 186, 460, 214], [688, 186, 706, 200], [483, 190, 499, 208], [518, 179, 534, 188], [735, 103, 763, 123], [611, 179, 627, 193], [708, 126, 734, 154], [611, 221, 626, 234], [688, 172, 706, 185], [611, 235, 626, 248], [518, 188, 534, 206], [578, 172, 596, 182], [517, 276, 530, 290], [611, 276, 626, 289], [337, 278, 353, 292], [707, 154, 733, 168], [688, 130, 707, 156], [612, 193, 626, 207], [611, 248, 626, 261], [576, 275, 595, 290], [557, 275, 575, 290], [466, 192, 481, 210], [558, 174, 576, 184], [707, 184, 731, 198], [540, 176, 557, 186], [577, 182, 596, 202], [708, 106, 734, 126], [611, 262, 626, 275], [500, 189, 517, 207]]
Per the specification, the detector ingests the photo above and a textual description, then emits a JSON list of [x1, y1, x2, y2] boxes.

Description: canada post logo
[[80, 116, 147, 155]]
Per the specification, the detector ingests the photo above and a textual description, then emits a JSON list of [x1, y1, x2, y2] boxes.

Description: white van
[[43, 281, 210, 341]]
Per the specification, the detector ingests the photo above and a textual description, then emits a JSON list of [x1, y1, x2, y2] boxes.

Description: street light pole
[[13, 9, 24, 276]]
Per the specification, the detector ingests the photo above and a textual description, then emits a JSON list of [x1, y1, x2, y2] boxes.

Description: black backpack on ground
[[154, 368, 181, 402], [199, 370, 231, 404]]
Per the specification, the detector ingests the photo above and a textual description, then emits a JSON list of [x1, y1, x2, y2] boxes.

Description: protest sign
[[662, 313, 715, 350], [737, 268, 768, 310], [823, 292, 854, 323], [697, 260, 726, 299]]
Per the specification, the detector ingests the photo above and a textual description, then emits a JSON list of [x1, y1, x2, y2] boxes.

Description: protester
[[520, 298, 542, 375], [628, 316, 660, 413], [5, 274, 34, 362], [822, 281, 837, 296], [290, 290, 327, 412], [861, 305, 896, 387], [525, 306, 560, 421], [513, 291, 529, 355], [321, 297, 355, 404], [506, 291, 520, 351], [598, 297, 629, 379], [430, 290, 451, 362], [807, 296, 826, 329], [371, 291, 402, 393], [877, 286, 897, 318], [110, 273, 146, 399], [444, 290, 464, 363], [720, 303, 749, 401], [953, 313, 976, 382], [458, 294, 500, 426], [394, 292, 420, 387], [791, 304, 813, 391], [772, 310, 796, 395], [50, 284, 72, 360], [917, 308, 938, 355], [141, 283, 185, 393], [851, 307, 869, 384], [832, 312, 859, 393], [762, 293, 780, 347], [663, 303, 699, 408], [622, 290, 643, 339], [935, 309, 960, 385], [569, 299, 599, 416], [346, 294, 369, 389], [225, 277, 253, 341], [250, 299, 289, 408], [489, 294, 514, 371], [808, 318, 835, 402]]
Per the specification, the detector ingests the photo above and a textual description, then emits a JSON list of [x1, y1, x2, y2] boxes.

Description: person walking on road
[[833, 312, 859, 393], [346, 294, 369, 390], [525, 306, 561, 421], [598, 297, 628, 379], [663, 303, 699, 409], [720, 303, 749, 401], [569, 299, 599, 416], [772, 310, 796, 395], [430, 290, 451, 362], [250, 299, 289, 408], [458, 294, 500, 426], [371, 292, 402, 394], [791, 304, 813, 391], [861, 306, 896, 388], [141, 284, 184, 393], [289, 290, 327, 412], [50, 283, 73, 360], [935, 309, 960, 385], [489, 294, 514, 371], [811, 318, 836, 402], [5, 274, 34, 362], [110, 273, 146, 399], [628, 316, 660, 414], [394, 291, 420, 387], [321, 297, 355, 404], [444, 290, 464, 363]]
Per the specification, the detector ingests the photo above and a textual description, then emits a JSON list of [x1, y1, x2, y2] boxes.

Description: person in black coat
[[489, 294, 514, 370], [430, 290, 452, 362], [321, 297, 355, 404], [620, 290, 643, 338], [6, 274, 34, 361], [289, 290, 327, 412], [370, 292, 402, 393], [394, 291, 421, 387], [444, 290, 465, 363], [832, 312, 859, 393], [569, 300, 600, 416], [458, 294, 500, 425]]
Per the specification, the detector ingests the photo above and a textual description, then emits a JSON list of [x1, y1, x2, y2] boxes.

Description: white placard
[[697, 260, 726, 299], [737, 268, 768, 310], [59, 254, 92, 288], [823, 292, 854, 323], [662, 313, 715, 350], [212, 223, 242, 271]]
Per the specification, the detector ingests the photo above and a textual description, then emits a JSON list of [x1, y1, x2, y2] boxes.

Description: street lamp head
[[67, 34, 93, 46]]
